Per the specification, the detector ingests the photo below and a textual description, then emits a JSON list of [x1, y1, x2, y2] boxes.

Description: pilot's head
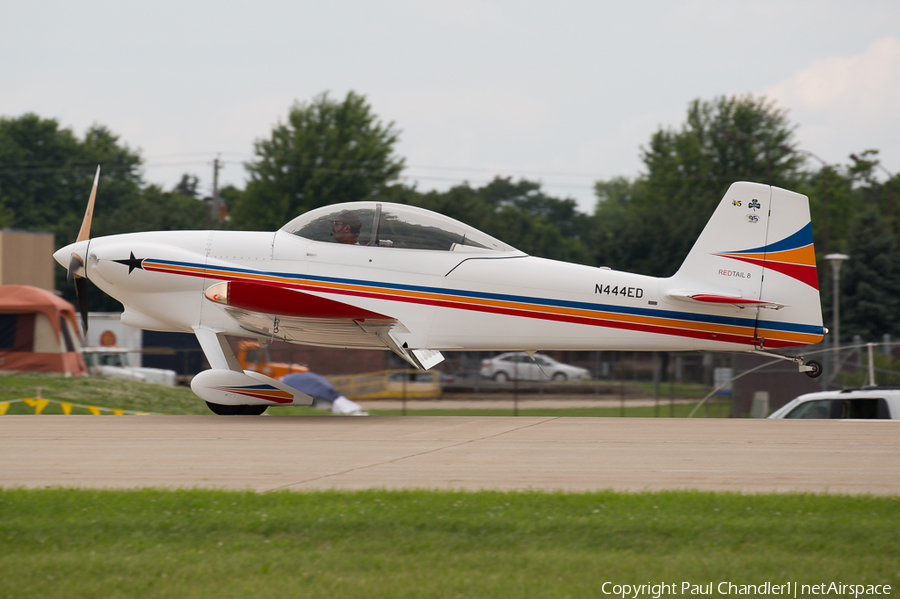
[[327, 210, 362, 244]]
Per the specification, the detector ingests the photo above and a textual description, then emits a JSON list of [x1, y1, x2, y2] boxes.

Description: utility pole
[[825, 253, 849, 384], [211, 156, 222, 222]]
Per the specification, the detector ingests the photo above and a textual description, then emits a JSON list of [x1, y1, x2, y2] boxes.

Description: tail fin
[[668, 182, 824, 349]]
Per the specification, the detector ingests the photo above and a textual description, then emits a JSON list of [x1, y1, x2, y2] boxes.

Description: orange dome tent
[[0, 285, 87, 376]]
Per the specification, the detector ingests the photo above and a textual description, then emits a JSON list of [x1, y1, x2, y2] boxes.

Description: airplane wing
[[204, 280, 443, 369]]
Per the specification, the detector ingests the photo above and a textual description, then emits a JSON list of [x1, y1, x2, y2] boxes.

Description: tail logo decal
[[714, 223, 819, 290]]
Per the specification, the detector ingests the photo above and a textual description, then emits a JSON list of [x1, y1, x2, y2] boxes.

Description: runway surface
[[2, 416, 898, 495]]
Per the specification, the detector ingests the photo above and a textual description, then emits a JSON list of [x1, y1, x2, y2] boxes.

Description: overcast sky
[[3, 0, 899, 212]]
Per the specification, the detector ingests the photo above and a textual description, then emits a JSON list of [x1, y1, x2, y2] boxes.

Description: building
[[0, 230, 55, 291]]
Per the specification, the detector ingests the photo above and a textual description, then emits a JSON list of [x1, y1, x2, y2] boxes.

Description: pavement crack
[[263, 417, 559, 492]]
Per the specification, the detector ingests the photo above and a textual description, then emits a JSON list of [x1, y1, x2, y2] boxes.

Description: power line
[[398, 174, 597, 191], [403, 164, 616, 180], [142, 151, 250, 160], [140, 153, 620, 181]]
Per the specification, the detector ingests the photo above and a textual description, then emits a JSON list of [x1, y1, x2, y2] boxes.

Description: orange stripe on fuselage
[[142, 261, 820, 348]]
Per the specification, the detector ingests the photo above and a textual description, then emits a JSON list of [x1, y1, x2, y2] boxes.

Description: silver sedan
[[480, 352, 590, 382]]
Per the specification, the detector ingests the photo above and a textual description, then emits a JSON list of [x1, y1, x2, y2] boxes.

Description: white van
[[768, 387, 900, 419]]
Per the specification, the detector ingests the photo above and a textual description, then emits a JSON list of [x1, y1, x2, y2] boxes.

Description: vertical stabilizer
[[669, 182, 824, 349], [673, 182, 772, 301]]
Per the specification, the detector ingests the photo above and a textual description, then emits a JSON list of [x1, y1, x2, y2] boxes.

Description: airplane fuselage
[[59, 227, 820, 356]]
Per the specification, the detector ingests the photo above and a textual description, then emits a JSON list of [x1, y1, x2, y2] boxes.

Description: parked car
[[480, 352, 590, 382], [768, 387, 900, 419]]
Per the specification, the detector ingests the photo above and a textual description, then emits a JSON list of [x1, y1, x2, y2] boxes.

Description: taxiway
[[2, 416, 898, 495]]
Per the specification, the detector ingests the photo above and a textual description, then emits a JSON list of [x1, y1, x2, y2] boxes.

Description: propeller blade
[[67, 253, 84, 285], [66, 165, 99, 333], [74, 276, 89, 333], [76, 166, 100, 243]]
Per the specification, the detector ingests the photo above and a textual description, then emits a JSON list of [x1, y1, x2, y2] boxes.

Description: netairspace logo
[[600, 581, 893, 598]]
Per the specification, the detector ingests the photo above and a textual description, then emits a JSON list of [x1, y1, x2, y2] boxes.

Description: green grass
[[0, 374, 732, 417], [1, 488, 897, 598], [0, 373, 208, 415], [630, 381, 712, 398]]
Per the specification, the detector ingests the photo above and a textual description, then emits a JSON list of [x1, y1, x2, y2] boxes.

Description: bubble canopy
[[281, 202, 517, 252]]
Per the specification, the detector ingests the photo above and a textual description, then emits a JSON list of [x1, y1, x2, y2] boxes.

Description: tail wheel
[[804, 360, 823, 379], [206, 402, 268, 416]]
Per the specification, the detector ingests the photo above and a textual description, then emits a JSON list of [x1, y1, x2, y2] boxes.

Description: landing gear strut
[[752, 351, 823, 379]]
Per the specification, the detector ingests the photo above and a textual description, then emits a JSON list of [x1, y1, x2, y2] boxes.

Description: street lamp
[[824, 253, 849, 382]]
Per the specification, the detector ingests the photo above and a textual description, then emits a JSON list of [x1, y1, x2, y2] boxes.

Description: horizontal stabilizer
[[668, 291, 785, 310]]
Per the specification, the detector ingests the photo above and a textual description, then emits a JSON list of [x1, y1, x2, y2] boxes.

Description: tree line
[[1, 92, 897, 341]]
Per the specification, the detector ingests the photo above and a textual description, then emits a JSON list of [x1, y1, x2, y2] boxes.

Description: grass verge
[[1, 374, 732, 417], [1, 488, 897, 598], [0, 374, 207, 415]]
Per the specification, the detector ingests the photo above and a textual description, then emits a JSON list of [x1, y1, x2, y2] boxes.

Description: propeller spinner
[[66, 166, 100, 332]]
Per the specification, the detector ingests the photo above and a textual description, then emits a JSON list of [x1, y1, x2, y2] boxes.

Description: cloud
[[767, 37, 900, 114], [575, 110, 680, 177], [378, 85, 555, 143], [404, 0, 503, 30], [765, 38, 900, 169]]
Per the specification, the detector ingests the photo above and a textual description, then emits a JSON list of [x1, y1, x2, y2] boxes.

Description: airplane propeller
[[66, 165, 100, 333]]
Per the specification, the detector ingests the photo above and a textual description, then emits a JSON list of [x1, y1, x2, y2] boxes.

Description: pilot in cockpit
[[327, 210, 362, 245]]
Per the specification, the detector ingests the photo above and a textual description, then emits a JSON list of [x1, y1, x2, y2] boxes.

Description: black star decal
[[113, 252, 145, 274]]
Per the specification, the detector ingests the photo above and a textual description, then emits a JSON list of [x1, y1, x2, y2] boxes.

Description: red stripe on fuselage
[[144, 262, 804, 348]]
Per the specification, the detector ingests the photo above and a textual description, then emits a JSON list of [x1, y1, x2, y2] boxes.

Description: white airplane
[[56, 168, 825, 414]]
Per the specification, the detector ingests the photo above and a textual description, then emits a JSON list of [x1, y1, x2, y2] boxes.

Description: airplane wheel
[[206, 402, 268, 415], [493, 371, 509, 382], [804, 360, 823, 379]]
